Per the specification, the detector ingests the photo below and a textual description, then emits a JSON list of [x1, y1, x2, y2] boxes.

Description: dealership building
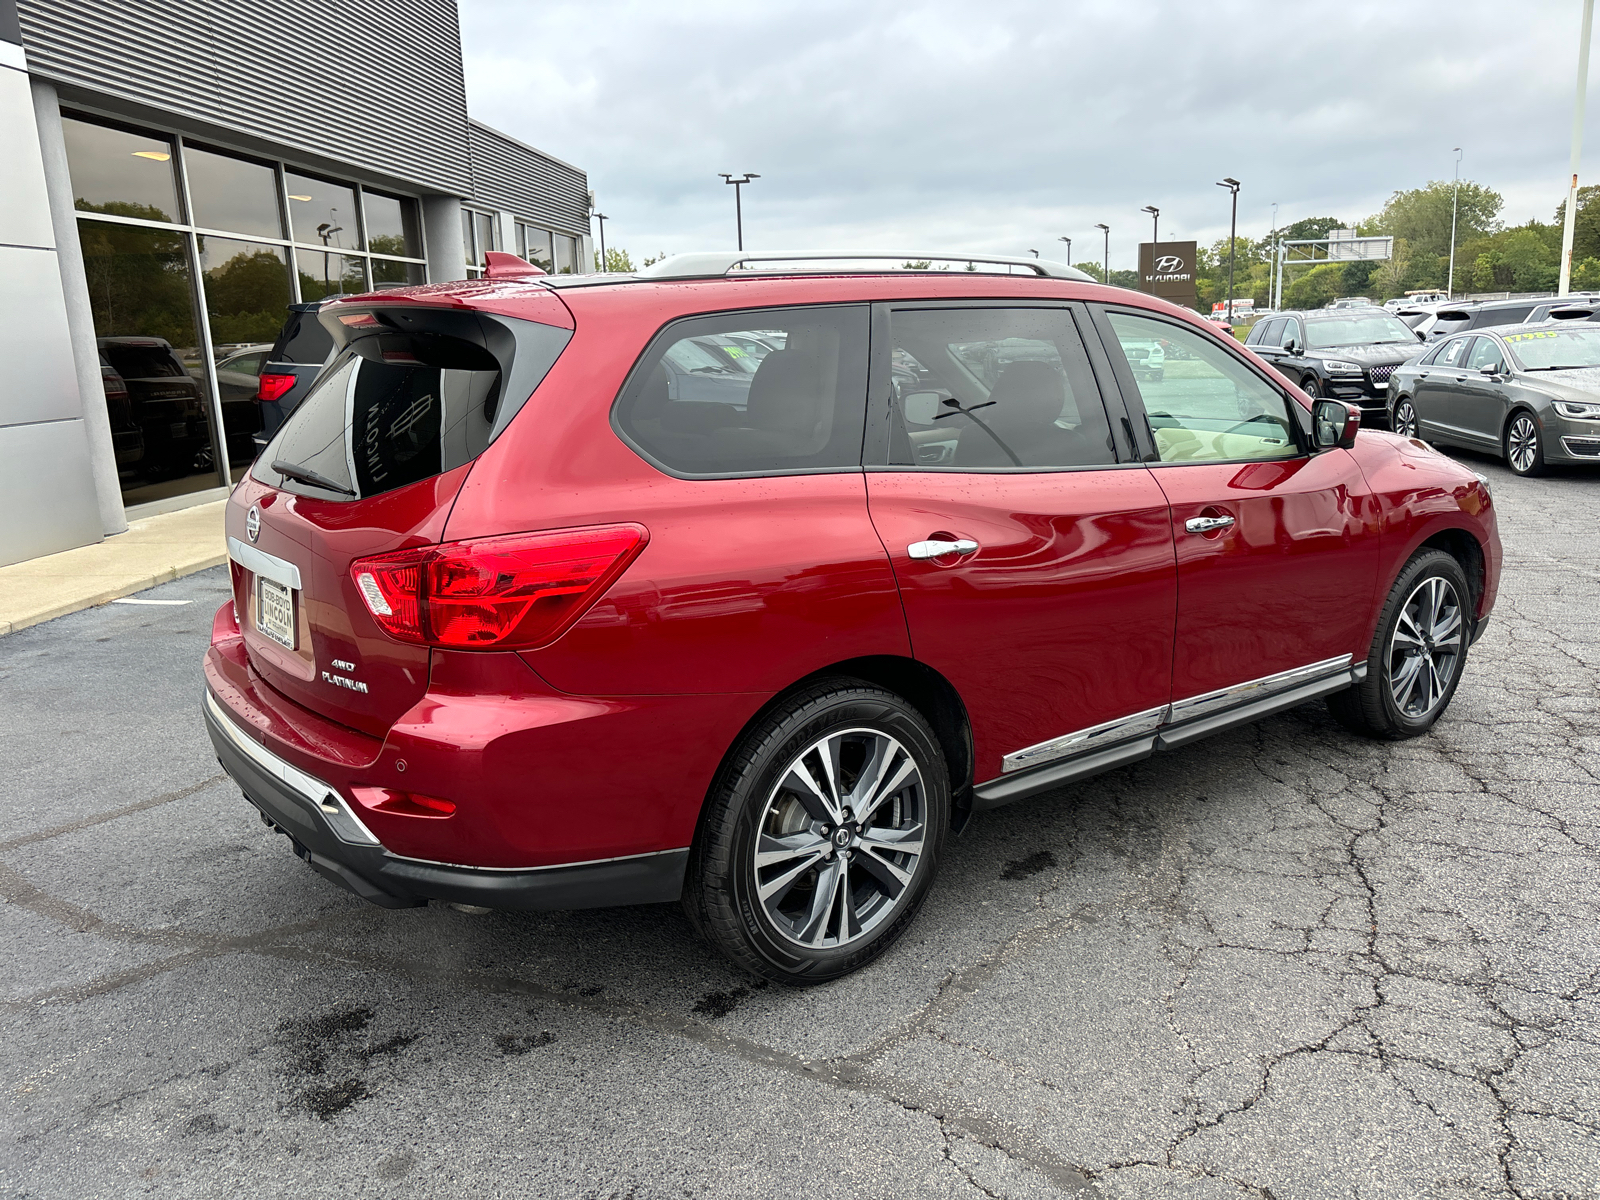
[[1, 0, 592, 566]]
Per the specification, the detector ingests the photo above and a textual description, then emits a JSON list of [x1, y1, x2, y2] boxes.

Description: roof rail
[[635, 250, 1094, 282]]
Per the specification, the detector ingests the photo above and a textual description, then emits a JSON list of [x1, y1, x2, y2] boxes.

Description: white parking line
[[110, 598, 193, 606]]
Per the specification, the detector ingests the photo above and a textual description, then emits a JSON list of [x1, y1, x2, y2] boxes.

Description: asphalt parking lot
[[3, 449, 1599, 1200]]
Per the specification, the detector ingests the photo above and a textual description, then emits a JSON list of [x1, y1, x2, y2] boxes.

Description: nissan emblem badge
[[246, 505, 260, 543]]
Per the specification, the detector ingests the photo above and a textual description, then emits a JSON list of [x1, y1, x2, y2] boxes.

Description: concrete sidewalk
[[0, 500, 227, 636]]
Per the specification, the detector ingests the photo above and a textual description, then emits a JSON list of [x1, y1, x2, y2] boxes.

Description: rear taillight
[[256, 373, 296, 402], [351, 524, 648, 650]]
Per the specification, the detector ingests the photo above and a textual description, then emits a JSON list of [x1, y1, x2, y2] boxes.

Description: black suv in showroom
[[1245, 309, 1427, 426]]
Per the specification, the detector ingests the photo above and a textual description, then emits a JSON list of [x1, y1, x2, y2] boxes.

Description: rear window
[[251, 308, 571, 500], [612, 306, 869, 477], [101, 344, 183, 377], [270, 307, 336, 365]]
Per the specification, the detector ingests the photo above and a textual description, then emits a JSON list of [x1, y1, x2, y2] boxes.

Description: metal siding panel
[[17, 0, 472, 194], [468, 120, 589, 234]]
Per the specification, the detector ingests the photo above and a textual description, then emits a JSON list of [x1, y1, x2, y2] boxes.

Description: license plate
[[256, 576, 296, 649]]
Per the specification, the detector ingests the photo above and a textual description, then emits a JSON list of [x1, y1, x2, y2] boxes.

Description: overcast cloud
[[459, 0, 1593, 270]]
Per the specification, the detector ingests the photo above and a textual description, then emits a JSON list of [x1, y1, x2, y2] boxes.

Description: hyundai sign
[[1138, 241, 1199, 307]]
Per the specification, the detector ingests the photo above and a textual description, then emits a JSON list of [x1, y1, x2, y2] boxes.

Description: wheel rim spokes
[[1510, 419, 1537, 471], [755, 728, 925, 949], [1397, 404, 1416, 436], [1388, 576, 1463, 718]]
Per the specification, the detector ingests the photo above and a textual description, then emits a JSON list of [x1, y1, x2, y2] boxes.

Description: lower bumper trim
[[205, 689, 689, 911]]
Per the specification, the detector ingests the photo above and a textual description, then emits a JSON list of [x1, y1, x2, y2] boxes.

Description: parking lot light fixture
[[1216, 178, 1240, 321], [1141, 205, 1159, 246], [1058, 235, 1071, 266], [1095, 223, 1110, 283], [718, 173, 760, 251], [594, 212, 608, 272]]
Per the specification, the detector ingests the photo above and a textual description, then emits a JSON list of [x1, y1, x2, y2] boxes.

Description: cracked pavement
[[3, 449, 1598, 1199]]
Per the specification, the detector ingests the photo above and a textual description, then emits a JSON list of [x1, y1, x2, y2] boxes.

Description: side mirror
[[1312, 398, 1360, 451], [1283, 340, 1300, 355], [902, 391, 942, 425], [1479, 363, 1501, 377]]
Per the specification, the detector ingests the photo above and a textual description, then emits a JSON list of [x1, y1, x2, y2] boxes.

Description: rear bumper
[[204, 687, 688, 911]]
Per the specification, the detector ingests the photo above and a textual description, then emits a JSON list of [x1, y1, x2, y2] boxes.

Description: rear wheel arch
[[691, 656, 974, 848]]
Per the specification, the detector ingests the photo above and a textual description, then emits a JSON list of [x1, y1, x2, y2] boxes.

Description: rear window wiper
[[271, 458, 356, 496]]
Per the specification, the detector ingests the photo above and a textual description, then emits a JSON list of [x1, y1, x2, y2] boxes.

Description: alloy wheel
[[1303, 377, 1321, 399], [753, 727, 926, 949], [1393, 400, 1418, 438], [1387, 576, 1463, 720], [1507, 414, 1540, 474]]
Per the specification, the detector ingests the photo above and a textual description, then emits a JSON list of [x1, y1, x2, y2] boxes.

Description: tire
[[1302, 375, 1322, 399], [1504, 410, 1545, 477], [683, 679, 949, 985], [1391, 397, 1419, 439], [1327, 549, 1472, 740]]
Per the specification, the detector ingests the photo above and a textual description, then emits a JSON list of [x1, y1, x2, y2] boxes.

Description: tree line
[[1073, 180, 1600, 311]]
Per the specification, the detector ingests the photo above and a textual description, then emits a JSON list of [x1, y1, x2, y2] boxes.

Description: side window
[[881, 306, 1117, 469], [1105, 311, 1300, 464], [1251, 318, 1284, 346], [1438, 337, 1472, 367], [1466, 337, 1503, 372], [613, 306, 868, 476], [1279, 319, 1302, 349], [1418, 341, 1446, 365]]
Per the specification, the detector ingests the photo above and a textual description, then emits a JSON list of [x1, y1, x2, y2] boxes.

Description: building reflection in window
[[199, 236, 291, 466], [78, 219, 223, 505], [60, 117, 183, 224], [296, 249, 367, 300]]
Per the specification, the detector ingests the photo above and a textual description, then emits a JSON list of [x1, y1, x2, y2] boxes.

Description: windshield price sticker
[[1504, 331, 1559, 342]]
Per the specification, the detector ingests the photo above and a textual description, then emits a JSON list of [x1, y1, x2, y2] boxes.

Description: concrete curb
[[0, 500, 228, 636]]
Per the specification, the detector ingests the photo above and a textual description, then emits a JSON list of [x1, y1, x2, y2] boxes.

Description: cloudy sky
[[460, 0, 1593, 269]]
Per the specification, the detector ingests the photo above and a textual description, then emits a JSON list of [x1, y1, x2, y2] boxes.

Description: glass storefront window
[[371, 259, 426, 288], [297, 249, 367, 300], [198, 236, 288, 466], [78, 219, 222, 504], [186, 145, 282, 239], [554, 233, 579, 275], [285, 171, 361, 249], [61, 117, 182, 225], [517, 223, 554, 272], [365, 190, 421, 258]]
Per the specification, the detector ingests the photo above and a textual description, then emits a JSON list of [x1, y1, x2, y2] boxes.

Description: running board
[[972, 660, 1365, 812]]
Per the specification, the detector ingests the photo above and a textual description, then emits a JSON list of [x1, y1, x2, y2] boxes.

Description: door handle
[[908, 538, 978, 559], [1418, 372, 1430, 378], [1184, 515, 1235, 534]]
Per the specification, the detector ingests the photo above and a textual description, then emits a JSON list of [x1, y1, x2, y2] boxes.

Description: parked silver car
[[1388, 322, 1600, 475]]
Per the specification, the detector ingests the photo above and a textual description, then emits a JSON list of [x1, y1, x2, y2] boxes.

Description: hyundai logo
[[246, 505, 260, 543], [1154, 255, 1186, 273]]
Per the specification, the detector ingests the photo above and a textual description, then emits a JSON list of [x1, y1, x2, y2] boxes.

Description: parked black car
[[254, 301, 336, 448], [1244, 309, 1426, 425], [97, 337, 213, 479]]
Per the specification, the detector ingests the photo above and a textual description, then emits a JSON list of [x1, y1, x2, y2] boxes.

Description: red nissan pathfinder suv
[[205, 250, 1502, 984]]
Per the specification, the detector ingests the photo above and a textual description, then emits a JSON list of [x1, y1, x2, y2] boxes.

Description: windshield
[[1305, 315, 1419, 349], [1503, 326, 1600, 370]]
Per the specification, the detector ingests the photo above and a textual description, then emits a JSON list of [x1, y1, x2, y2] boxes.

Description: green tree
[[1572, 257, 1600, 289], [1552, 186, 1600, 262], [203, 246, 291, 345], [1277, 216, 1348, 244], [595, 247, 636, 272], [1074, 260, 1106, 283], [1284, 263, 1346, 310], [1372, 180, 1502, 260]]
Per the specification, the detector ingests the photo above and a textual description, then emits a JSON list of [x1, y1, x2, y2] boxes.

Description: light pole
[[1447, 148, 1463, 298], [1029, 249, 1039, 258], [317, 218, 342, 294], [718, 173, 759, 251], [1269, 202, 1278, 309], [1095, 223, 1110, 284], [594, 211, 608, 272], [1216, 178, 1240, 321], [1141, 205, 1159, 246], [1562, 0, 1596, 296], [1058, 236, 1071, 266]]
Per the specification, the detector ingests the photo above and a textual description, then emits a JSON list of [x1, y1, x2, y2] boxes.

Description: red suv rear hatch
[[226, 296, 574, 736]]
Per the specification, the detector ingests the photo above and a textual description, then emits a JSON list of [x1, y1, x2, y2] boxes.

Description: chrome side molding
[[1000, 654, 1356, 775], [1002, 705, 1168, 774]]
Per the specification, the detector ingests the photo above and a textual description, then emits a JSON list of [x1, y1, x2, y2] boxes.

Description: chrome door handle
[[908, 538, 979, 559], [1184, 515, 1235, 534]]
